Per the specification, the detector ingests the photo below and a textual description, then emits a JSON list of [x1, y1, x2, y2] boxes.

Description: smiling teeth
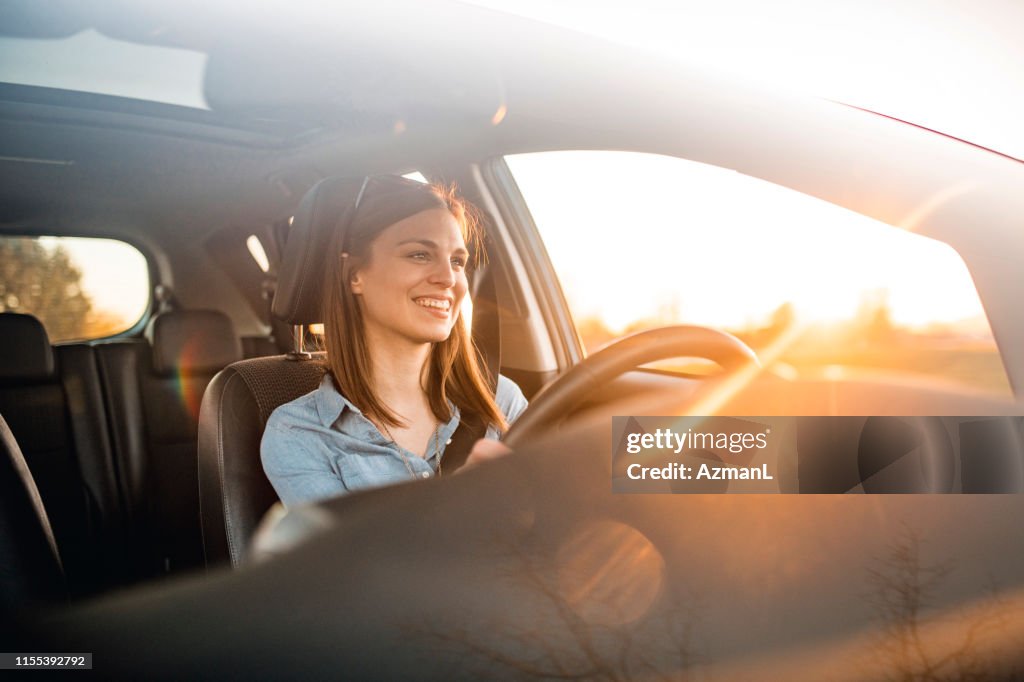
[[416, 298, 451, 310]]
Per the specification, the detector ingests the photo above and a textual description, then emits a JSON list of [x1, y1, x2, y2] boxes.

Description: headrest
[[0, 313, 54, 381], [273, 175, 446, 325], [146, 310, 242, 376]]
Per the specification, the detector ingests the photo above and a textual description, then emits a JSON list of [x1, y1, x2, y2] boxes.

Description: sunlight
[[506, 150, 1008, 393], [507, 151, 989, 333]]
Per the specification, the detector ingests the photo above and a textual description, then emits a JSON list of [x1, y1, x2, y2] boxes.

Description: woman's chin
[[414, 324, 454, 344]]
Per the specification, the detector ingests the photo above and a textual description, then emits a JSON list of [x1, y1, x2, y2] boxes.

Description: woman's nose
[[429, 260, 457, 286]]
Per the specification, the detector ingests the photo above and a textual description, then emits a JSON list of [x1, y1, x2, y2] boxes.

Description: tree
[[864, 524, 1021, 681], [855, 288, 895, 343], [0, 237, 93, 342]]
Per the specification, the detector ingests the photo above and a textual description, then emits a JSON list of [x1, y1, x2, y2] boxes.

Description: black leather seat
[[0, 411, 65, 624], [0, 312, 125, 596], [198, 356, 327, 566], [95, 309, 242, 577]]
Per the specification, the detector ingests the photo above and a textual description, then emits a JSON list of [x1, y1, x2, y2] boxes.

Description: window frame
[[482, 157, 584, 373]]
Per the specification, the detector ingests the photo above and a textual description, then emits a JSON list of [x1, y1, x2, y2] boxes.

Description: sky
[[506, 151, 986, 332]]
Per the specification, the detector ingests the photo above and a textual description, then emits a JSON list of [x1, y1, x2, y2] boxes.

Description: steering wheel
[[503, 325, 759, 449]]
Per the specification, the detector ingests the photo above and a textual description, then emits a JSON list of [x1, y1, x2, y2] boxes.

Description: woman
[[261, 175, 527, 507]]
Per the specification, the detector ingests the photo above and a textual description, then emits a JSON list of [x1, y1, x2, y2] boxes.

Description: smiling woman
[[260, 176, 528, 507]]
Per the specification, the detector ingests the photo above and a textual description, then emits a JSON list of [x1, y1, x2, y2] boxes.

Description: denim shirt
[[261, 374, 528, 507]]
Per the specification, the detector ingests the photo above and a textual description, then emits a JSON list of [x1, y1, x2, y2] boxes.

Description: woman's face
[[350, 207, 469, 346]]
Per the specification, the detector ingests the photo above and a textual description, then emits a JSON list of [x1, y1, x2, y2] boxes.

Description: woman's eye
[[406, 251, 465, 268]]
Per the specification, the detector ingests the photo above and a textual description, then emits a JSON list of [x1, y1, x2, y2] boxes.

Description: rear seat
[[0, 313, 128, 597], [95, 309, 242, 577], [2, 308, 251, 589]]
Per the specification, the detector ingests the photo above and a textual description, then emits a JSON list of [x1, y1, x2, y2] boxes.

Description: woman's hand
[[462, 438, 513, 470]]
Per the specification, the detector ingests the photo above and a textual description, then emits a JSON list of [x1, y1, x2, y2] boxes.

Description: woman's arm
[[464, 374, 529, 468], [497, 374, 529, 427]]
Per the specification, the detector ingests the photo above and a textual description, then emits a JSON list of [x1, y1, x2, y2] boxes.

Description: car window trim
[[481, 157, 583, 371]]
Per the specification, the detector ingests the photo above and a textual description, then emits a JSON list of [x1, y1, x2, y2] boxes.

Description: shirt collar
[[314, 372, 461, 429], [314, 373, 360, 427]]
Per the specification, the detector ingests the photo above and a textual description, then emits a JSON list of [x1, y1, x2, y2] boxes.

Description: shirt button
[[446, 438, 452, 445], [420, 471, 430, 479]]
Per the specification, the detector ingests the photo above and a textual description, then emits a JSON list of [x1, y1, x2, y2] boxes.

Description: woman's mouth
[[414, 297, 452, 318]]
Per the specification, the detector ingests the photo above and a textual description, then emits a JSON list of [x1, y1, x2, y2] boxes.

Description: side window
[[0, 235, 149, 342], [506, 151, 1009, 395]]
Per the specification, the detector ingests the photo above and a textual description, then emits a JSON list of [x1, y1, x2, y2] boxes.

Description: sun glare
[[507, 150, 1006, 392], [507, 151, 987, 334]]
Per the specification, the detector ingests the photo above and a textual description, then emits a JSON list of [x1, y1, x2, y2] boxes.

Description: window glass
[[506, 151, 1009, 395], [246, 235, 270, 273], [0, 235, 149, 342], [402, 171, 429, 184], [0, 29, 207, 109]]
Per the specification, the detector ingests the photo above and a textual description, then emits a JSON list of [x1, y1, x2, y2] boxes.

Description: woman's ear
[[342, 253, 364, 294], [349, 270, 364, 294]]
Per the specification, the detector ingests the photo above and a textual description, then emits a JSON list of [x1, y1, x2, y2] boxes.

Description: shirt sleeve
[[261, 413, 347, 508], [490, 374, 529, 438]]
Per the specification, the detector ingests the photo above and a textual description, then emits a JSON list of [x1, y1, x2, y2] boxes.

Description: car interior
[[2, 2, 1024, 678]]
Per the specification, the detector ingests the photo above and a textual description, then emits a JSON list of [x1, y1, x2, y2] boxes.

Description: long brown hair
[[320, 176, 507, 432]]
